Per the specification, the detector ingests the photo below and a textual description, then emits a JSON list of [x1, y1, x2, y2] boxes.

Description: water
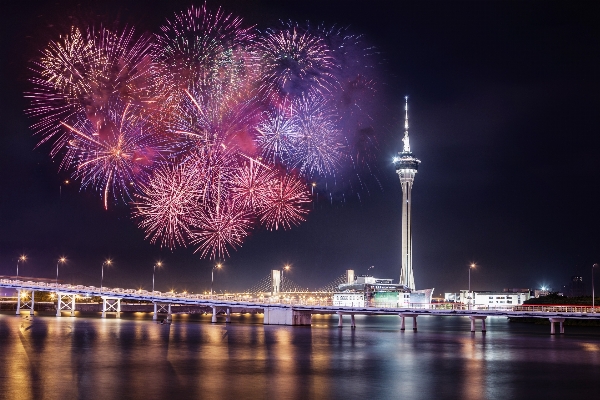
[[1, 311, 600, 400]]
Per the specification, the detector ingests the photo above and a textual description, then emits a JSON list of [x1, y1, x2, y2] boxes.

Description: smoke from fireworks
[[26, 4, 380, 259]]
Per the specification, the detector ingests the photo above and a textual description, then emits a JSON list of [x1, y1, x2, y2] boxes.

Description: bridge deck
[[3, 278, 600, 320]]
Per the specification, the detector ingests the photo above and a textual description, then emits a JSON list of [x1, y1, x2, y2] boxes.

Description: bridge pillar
[[56, 293, 61, 317], [56, 293, 76, 317], [351, 314, 356, 329], [549, 318, 565, 335], [16, 290, 21, 315], [263, 308, 311, 325], [167, 303, 172, 321], [400, 313, 418, 331], [153, 302, 158, 320], [212, 306, 217, 323], [337, 312, 343, 328], [469, 316, 487, 332], [30, 290, 35, 316], [101, 297, 121, 318], [226, 308, 231, 323]]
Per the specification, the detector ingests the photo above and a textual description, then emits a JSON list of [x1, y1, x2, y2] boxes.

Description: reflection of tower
[[394, 97, 420, 289]]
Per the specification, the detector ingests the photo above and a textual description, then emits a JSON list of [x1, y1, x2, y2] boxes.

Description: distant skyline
[[0, 0, 598, 295]]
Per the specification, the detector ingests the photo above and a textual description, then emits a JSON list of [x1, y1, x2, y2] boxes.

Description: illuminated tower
[[394, 97, 420, 289]]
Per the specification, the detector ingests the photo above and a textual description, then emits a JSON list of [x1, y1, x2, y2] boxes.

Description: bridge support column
[[226, 308, 231, 323], [16, 290, 21, 315], [153, 302, 158, 320], [101, 297, 120, 318], [29, 290, 35, 315], [56, 293, 61, 317], [469, 316, 487, 332], [212, 306, 217, 323], [549, 318, 565, 335], [351, 314, 356, 329], [167, 304, 172, 321], [337, 312, 343, 328], [263, 308, 312, 325], [56, 293, 76, 317], [400, 313, 418, 331]]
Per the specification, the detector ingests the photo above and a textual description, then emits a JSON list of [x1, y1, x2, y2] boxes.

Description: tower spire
[[402, 96, 410, 152]]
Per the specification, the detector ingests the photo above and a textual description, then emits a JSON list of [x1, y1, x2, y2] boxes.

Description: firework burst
[[132, 162, 200, 249], [61, 102, 165, 208], [26, 4, 382, 259], [255, 22, 338, 101], [259, 173, 310, 230], [192, 202, 252, 259]]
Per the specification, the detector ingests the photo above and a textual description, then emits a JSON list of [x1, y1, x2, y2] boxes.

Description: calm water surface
[[1, 311, 600, 399]]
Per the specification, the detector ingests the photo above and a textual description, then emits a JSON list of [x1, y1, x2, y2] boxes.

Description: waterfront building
[[452, 290, 530, 308]]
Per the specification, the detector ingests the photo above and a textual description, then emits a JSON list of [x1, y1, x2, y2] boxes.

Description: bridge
[[2, 277, 600, 335]]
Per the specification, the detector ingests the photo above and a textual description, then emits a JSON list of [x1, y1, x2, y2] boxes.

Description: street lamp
[[101, 259, 112, 291], [56, 257, 66, 285], [593, 263, 599, 311], [211, 263, 222, 298], [468, 263, 476, 308], [17, 255, 26, 278], [153, 261, 163, 293], [282, 265, 290, 290]]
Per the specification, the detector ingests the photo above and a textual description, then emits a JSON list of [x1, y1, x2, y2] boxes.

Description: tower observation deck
[[394, 97, 421, 290]]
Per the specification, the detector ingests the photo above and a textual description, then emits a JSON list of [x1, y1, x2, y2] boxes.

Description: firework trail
[[26, 4, 381, 259]]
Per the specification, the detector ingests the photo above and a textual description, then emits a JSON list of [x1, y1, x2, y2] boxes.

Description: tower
[[394, 97, 421, 289]]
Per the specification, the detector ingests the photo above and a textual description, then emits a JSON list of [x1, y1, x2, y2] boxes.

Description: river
[[1, 311, 599, 399]]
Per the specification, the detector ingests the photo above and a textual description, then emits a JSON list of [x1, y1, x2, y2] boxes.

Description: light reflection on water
[[1, 312, 600, 399]]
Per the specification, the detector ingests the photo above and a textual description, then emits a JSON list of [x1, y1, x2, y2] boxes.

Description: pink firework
[[231, 157, 276, 211], [192, 202, 252, 259], [28, 26, 155, 143], [259, 173, 310, 230], [132, 162, 201, 249], [64, 102, 166, 209]]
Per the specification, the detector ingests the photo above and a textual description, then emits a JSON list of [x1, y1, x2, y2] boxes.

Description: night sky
[[0, 0, 598, 296]]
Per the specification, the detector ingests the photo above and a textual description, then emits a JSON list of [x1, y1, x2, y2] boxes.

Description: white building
[[452, 290, 530, 308]]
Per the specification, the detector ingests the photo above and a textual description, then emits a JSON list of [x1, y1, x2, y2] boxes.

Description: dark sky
[[0, 0, 598, 296]]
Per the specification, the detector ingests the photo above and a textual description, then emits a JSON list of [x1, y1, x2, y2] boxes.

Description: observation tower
[[394, 97, 420, 290]]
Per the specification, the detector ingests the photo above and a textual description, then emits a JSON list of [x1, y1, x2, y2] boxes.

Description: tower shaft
[[399, 173, 416, 289]]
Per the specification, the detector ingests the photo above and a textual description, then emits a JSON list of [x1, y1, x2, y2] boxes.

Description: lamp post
[[468, 263, 476, 308], [282, 265, 290, 291], [593, 263, 599, 312], [56, 257, 66, 285], [152, 261, 162, 293], [101, 259, 112, 291], [17, 255, 26, 278], [211, 263, 222, 298]]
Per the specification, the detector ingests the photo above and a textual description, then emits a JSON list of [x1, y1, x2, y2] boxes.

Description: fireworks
[[26, 4, 380, 259]]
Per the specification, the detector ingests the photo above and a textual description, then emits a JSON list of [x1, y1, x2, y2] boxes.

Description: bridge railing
[[513, 305, 599, 313]]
